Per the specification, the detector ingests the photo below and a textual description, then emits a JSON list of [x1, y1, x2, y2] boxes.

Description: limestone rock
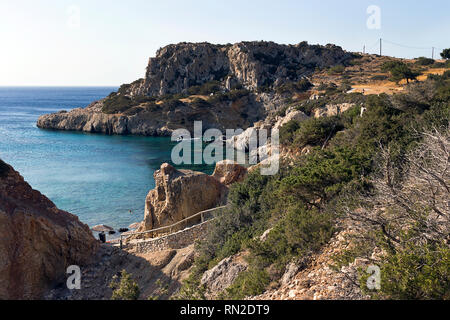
[[212, 160, 247, 186], [140, 164, 228, 232], [37, 41, 353, 137], [201, 254, 248, 299], [274, 109, 309, 130], [0, 161, 99, 299], [313, 103, 354, 118]]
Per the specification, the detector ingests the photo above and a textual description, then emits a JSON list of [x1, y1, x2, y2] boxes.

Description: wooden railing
[[119, 205, 228, 248]]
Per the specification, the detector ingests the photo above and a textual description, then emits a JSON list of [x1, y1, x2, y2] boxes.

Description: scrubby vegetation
[[415, 57, 435, 66], [208, 89, 250, 104], [275, 79, 313, 95], [381, 61, 421, 84], [328, 65, 345, 75], [179, 72, 449, 300], [109, 270, 140, 300], [441, 48, 450, 60], [188, 80, 222, 96]]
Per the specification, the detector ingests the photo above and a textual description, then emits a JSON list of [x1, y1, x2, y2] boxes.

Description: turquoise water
[[0, 87, 213, 230]]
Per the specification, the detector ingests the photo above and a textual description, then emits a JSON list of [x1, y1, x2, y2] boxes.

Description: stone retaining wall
[[127, 220, 213, 253]]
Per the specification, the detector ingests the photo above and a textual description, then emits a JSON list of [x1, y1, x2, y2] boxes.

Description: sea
[[0, 87, 214, 230]]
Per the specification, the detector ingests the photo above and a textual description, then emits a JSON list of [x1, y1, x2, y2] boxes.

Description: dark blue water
[[0, 87, 212, 230]]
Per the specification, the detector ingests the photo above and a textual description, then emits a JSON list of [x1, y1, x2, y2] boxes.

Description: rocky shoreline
[[37, 41, 353, 136]]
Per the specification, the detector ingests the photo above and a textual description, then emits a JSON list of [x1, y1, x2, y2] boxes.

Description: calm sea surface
[[0, 87, 213, 229]]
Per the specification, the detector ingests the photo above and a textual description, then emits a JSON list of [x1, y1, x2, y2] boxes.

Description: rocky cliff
[[130, 41, 353, 96], [140, 161, 247, 233], [0, 160, 99, 299], [37, 41, 353, 136]]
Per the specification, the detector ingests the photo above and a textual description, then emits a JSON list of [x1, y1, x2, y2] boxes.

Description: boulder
[[0, 161, 99, 299], [201, 254, 248, 299], [313, 103, 354, 118], [212, 160, 247, 186], [273, 108, 309, 130], [140, 164, 228, 232]]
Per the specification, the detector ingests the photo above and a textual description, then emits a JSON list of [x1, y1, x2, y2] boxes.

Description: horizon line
[[0, 85, 120, 88]]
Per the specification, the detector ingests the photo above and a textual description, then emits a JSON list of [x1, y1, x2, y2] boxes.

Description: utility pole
[[379, 38, 382, 56]]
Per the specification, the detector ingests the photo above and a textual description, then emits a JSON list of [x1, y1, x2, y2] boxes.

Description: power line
[[362, 38, 446, 58]]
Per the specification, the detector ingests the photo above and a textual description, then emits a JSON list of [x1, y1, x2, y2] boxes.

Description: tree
[[342, 129, 450, 299], [109, 270, 140, 300], [441, 48, 450, 60], [381, 61, 420, 84]]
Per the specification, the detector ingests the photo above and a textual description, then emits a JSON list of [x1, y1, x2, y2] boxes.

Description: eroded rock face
[[201, 253, 248, 299], [212, 160, 247, 186], [37, 41, 353, 137], [136, 41, 353, 96], [140, 161, 247, 233], [140, 164, 228, 231], [273, 108, 309, 130], [37, 95, 264, 137], [0, 161, 99, 300]]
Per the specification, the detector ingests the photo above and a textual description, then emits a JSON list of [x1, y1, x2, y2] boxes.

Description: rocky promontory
[[37, 41, 354, 136], [139, 161, 247, 233], [0, 159, 99, 299]]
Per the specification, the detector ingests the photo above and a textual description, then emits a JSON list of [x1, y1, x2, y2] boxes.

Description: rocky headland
[[37, 41, 354, 136]]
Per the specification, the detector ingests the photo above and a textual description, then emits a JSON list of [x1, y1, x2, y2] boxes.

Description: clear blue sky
[[1, 0, 448, 86]]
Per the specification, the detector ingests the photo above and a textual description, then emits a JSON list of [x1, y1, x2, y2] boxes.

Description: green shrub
[[440, 48, 450, 60], [381, 61, 420, 84], [109, 270, 140, 300], [415, 57, 435, 66], [362, 243, 450, 300], [328, 65, 345, 75], [276, 79, 313, 94], [371, 75, 389, 81], [292, 116, 344, 148], [188, 81, 222, 95], [279, 147, 371, 204], [223, 268, 270, 299], [208, 89, 249, 104], [279, 120, 301, 145], [249, 206, 334, 269]]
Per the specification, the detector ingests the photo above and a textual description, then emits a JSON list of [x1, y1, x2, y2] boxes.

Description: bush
[[328, 65, 345, 75], [440, 48, 450, 60], [109, 270, 140, 300], [276, 79, 313, 95], [371, 75, 389, 81], [249, 206, 335, 269], [223, 268, 271, 299], [208, 89, 249, 104], [292, 116, 344, 148], [381, 61, 420, 84], [415, 57, 435, 66], [102, 93, 156, 114], [371, 244, 450, 300], [188, 81, 222, 96], [279, 120, 301, 145]]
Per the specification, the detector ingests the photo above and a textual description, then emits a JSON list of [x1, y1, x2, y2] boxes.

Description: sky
[[0, 0, 449, 86]]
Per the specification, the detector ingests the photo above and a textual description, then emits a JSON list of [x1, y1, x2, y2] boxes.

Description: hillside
[[31, 45, 450, 301], [174, 58, 450, 300]]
